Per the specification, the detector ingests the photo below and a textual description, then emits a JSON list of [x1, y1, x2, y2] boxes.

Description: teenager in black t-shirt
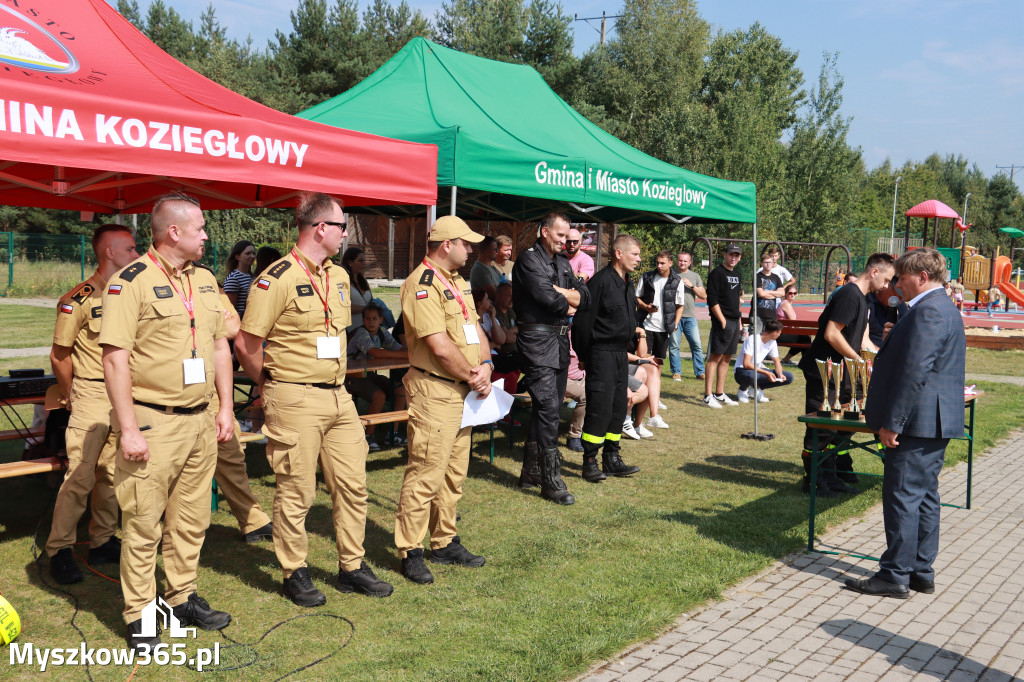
[[704, 244, 744, 408], [799, 253, 895, 497], [752, 254, 784, 332]]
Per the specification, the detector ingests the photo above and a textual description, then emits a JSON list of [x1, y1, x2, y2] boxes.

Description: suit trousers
[[45, 378, 119, 555], [877, 434, 948, 585], [262, 381, 368, 576], [522, 363, 568, 450], [210, 396, 271, 535], [394, 370, 471, 557], [115, 404, 216, 623], [564, 376, 586, 439]]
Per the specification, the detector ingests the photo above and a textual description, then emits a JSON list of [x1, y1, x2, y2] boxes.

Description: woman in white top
[[342, 246, 374, 333]]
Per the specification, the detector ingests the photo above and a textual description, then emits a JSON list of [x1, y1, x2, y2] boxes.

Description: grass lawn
[[0, 304, 57, 348], [1, 303, 1023, 680]]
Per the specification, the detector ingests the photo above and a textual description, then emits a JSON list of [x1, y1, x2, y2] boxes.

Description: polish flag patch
[[108, 284, 122, 295], [416, 290, 428, 300], [60, 303, 74, 314], [257, 278, 271, 290]]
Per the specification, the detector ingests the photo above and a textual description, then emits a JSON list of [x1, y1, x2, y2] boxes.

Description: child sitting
[[346, 304, 408, 451]]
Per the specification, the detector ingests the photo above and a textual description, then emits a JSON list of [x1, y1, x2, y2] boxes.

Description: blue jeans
[[733, 368, 794, 392], [669, 317, 704, 377]]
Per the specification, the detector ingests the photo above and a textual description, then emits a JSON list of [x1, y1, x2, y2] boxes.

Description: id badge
[[463, 324, 480, 345], [317, 336, 342, 359], [183, 357, 206, 385]]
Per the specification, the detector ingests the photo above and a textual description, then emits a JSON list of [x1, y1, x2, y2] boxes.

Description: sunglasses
[[566, 240, 580, 245], [316, 220, 347, 229]]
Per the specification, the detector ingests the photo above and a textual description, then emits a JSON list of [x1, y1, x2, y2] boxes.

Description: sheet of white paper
[[461, 381, 514, 428]]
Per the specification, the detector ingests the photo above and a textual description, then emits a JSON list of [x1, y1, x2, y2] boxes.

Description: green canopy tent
[[298, 38, 755, 226]]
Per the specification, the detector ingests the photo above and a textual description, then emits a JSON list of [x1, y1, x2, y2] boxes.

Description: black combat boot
[[822, 454, 858, 494], [601, 443, 639, 477], [801, 451, 838, 498], [834, 451, 859, 484], [519, 441, 541, 489], [540, 447, 575, 505], [581, 442, 606, 483]]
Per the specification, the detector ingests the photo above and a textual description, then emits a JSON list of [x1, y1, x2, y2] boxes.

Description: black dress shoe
[[909, 575, 935, 594], [844, 575, 909, 599]]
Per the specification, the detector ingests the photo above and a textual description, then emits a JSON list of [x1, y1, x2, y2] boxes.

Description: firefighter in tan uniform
[[236, 192, 392, 606], [396, 216, 493, 585], [45, 224, 139, 585], [100, 193, 235, 652], [210, 289, 273, 542]]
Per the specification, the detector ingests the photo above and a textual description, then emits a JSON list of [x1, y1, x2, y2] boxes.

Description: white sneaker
[[621, 419, 642, 440], [703, 395, 722, 409], [716, 393, 739, 406], [658, 401, 667, 411], [756, 389, 770, 403], [635, 423, 655, 438], [647, 414, 670, 429], [737, 388, 751, 404]]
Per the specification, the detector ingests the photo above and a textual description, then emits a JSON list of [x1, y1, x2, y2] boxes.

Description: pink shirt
[[567, 251, 594, 280]]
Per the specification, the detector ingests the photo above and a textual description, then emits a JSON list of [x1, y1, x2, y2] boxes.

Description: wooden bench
[[0, 456, 63, 480], [742, 316, 816, 349], [359, 410, 409, 427], [0, 427, 45, 443]]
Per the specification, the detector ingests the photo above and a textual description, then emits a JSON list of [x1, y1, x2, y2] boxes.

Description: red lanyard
[[147, 252, 197, 357], [422, 258, 468, 321], [291, 249, 331, 333]]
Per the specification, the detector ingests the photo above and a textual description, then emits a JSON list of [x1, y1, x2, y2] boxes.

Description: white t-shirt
[[480, 314, 500, 355], [636, 275, 669, 332], [740, 334, 779, 367]]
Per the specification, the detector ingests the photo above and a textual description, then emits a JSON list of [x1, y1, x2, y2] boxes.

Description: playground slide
[[999, 282, 1024, 308]]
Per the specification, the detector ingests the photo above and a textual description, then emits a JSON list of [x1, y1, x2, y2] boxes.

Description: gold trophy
[[843, 357, 865, 420], [859, 349, 876, 413], [815, 359, 833, 416], [831, 359, 844, 413]]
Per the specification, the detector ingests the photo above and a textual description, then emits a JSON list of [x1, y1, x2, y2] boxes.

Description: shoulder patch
[[296, 284, 314, 297], [107, 284, 122, 295], [416, 290, 429, 300], [70, 282, 94, 304], [419, 269, 434, 286], [60, 303, 74, 314], [256, 278, 271, 290], [267, 260, 291, 279], [153, 285, 173, 299], [120, 262, 147, 282]]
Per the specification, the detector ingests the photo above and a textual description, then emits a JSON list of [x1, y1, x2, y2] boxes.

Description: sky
[[107, 0, 1024, 193]]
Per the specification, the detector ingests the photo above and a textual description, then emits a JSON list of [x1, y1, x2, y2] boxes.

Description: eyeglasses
[[566, 240, 580, 245]]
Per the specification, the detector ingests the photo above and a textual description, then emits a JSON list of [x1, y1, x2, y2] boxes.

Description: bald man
[[565, 228, 594, 282]]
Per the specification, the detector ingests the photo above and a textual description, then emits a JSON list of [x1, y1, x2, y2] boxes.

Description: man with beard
[[565, 228, 594, 282]]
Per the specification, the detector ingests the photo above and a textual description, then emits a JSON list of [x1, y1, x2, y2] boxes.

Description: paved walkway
[[582, 430, 1024, 682]]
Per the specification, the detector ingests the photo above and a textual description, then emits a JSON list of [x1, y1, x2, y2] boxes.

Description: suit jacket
[[865, 287, 966, 439]]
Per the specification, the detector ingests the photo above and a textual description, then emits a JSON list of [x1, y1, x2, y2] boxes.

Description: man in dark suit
[[845, 248, 966, 599]]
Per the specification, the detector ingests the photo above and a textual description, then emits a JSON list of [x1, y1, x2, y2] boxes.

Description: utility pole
[[574, 11, 622, 46], [996, 164, 1023, 183]]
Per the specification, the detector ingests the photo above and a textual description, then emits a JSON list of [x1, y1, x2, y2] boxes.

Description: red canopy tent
[[903, 200, 962, 249], [0, 0, 437, 213]]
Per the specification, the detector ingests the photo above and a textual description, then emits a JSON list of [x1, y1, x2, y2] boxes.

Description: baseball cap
[[725, 243, 742, 254], [429, 216, 484, 243]]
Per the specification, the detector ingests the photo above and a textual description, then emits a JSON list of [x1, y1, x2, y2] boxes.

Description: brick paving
[[581, 430, 1024, 681]]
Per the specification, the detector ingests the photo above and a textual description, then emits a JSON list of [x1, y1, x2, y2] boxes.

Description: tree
[[362, 0, 432, 74], [142, 0, 196, 60], [783, 52, 861, 244]]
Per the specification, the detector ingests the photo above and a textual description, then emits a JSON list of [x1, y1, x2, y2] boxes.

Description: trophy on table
[[859, 349, 877, 413], [843, 356, 866, 420], [831, 358, 844, 413], [814, 359, 833, 417]]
